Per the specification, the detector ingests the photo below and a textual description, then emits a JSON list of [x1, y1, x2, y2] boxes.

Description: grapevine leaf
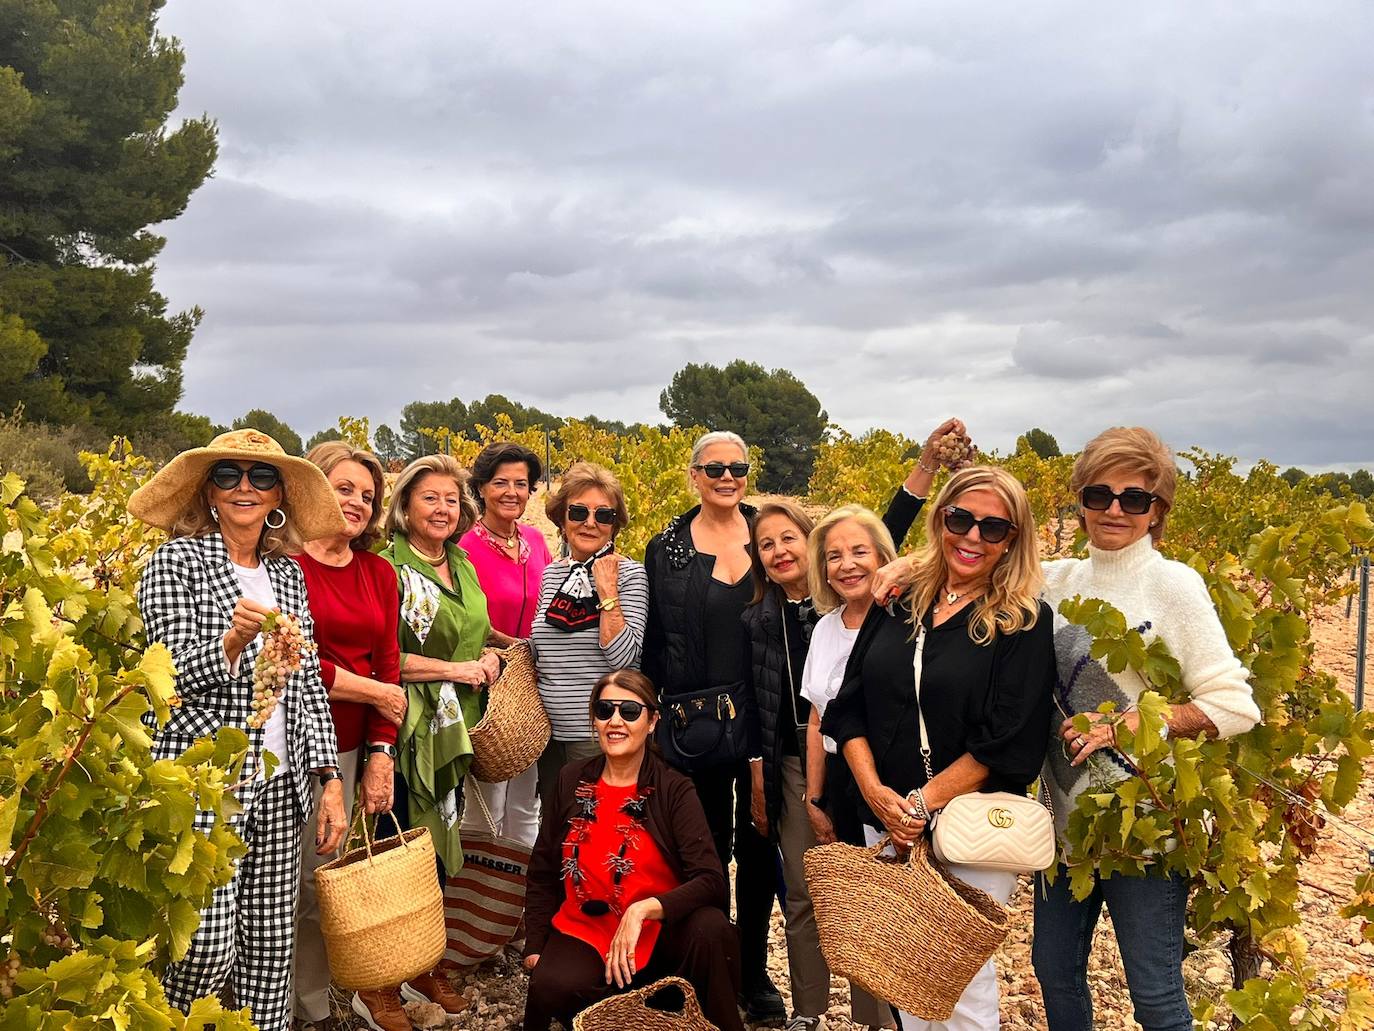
[[0, 790, 20, 854]]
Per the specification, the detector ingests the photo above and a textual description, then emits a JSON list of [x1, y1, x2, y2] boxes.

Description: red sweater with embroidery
[[552, 779, 679, 966], [292, 550, 401, 750]]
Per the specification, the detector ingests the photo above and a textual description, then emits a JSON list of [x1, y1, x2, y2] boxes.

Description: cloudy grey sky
[[155, 1, 1374, 468]]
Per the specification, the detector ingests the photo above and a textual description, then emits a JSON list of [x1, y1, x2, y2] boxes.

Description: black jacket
[[741, 486, 925, 830], [642, 502, 759, 700], [822, 598, 1056, 829]]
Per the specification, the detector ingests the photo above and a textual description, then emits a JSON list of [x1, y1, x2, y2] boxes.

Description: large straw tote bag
[[572, 977, 718, 1031], [315, 811, 446, 990], [469, 641, 550, 782], [803, 834, 1010, 1020], [442, 782, 530, 966]]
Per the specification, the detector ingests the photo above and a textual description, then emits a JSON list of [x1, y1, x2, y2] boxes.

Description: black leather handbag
[[656, 681, 751, 774]]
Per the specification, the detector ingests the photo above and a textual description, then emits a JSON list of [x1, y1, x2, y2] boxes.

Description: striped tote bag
[[442, 785, 531, 966]]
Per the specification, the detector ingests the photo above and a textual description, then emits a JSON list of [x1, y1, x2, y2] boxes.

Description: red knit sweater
[[293, 550, 401, 750]]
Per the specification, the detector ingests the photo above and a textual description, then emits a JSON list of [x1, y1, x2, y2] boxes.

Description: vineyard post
[[1357, 553, 1369, 712]]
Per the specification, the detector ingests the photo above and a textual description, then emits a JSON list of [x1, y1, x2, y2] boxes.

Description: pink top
[[460, 522, 553, 638]]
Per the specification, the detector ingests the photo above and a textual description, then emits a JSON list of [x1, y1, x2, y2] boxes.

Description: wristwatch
[[597, 595, 620, 612], [808, 795, 828, 811], [366, 743, 397, 759], [317, 769, 342, 788]]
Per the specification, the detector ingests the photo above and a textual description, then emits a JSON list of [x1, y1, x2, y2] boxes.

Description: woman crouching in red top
[[523, 670, 745, 1031]]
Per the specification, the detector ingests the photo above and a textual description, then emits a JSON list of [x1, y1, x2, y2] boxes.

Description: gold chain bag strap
[[913, 627, 1057, 873]]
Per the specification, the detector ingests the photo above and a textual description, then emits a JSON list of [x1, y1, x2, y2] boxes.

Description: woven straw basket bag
[[315, 811, 446, 990], [573, 976, 718, 1031], [469, 641, 551, 782], [804, 835, 1010, 1020]]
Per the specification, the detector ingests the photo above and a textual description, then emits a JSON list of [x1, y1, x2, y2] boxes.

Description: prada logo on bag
[[987, 808, 1015, 829]]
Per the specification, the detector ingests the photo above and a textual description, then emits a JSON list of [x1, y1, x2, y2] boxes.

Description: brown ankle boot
[[401, 969, 470, 1014], [351, 987, 413, 1031]]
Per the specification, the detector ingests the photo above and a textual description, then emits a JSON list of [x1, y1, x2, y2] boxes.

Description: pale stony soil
[[317, 539, 1374, 1030]]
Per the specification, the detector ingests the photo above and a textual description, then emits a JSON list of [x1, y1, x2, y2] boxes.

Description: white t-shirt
[[230, 560, 290, 775], [798, 609, 862, 754]]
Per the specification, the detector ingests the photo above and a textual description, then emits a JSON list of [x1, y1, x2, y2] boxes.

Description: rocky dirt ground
[[317, 581, 1374, 1031]]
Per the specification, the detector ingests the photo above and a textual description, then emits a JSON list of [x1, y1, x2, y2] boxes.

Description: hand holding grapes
[[902, 417, 974, 500], [223, 596, 275, 666]]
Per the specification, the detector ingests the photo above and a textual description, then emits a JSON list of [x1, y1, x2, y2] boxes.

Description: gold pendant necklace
[[484, 521, 518, 548]]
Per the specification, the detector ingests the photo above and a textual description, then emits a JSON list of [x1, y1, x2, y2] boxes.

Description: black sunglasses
[[567, 503, 617, 526], [693, 461, 750, 479], [209, 461, 281, 492], [942, 505, 1015, 544], [592, 698, 654, 723], [1080, 485, 1158, 516]]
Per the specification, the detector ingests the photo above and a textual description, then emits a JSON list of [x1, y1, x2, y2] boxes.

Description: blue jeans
[[1032, 866, 1193, 1031]]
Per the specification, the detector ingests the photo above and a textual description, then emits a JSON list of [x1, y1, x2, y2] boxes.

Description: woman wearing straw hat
[[128, 428, 348, 1031]]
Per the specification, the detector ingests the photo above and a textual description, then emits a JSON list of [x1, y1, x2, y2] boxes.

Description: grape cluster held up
[[933, 432, 975, 470], [248, 612, 313, 730]]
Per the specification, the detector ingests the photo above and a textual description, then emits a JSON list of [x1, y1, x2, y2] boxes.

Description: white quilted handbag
[[911, 628, 1057, 874]]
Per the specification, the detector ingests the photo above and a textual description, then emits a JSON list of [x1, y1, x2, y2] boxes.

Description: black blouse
[[821, 599, 1056, 828], [702, 566, 752, 687]]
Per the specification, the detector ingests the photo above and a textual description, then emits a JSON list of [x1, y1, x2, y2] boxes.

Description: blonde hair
[[546, 461, 629, 537], [305, 441, 387, 550], [906, 466, 1043, 645], [1071, 426, 1177, 543], [171, 476, 301, 560], [808, 504, 897, 615], [384, 454, 478, 544], [748, 500, 816, 605]]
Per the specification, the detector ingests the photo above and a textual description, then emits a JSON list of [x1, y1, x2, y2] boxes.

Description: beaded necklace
[[560, 780, 655, 916]]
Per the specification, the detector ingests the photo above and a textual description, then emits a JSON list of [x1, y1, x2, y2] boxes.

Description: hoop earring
[[265, 508, 286, 530], [210, 506, 219, 523]]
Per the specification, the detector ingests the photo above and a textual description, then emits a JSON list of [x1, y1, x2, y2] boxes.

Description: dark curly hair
[[469, 441, 543, 512]]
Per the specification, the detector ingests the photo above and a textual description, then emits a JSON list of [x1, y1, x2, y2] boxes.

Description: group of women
[[129, 417, 1260, 1031]]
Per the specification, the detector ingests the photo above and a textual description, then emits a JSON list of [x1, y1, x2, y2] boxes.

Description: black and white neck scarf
[[544, 544, 614, 632]]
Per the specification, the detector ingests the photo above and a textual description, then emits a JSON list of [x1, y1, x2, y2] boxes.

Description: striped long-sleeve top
[[528, 556, 650, 741]]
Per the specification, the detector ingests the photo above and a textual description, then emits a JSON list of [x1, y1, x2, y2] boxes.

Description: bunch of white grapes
[[0, 953, 18, 1000], [932, 431, 975, 470], [248, 612, 311, 730]]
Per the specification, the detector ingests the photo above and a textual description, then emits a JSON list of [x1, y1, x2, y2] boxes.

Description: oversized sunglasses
[[693, 461, 750, 479], [592, 698, 654, 722], [942, 505, 1015, 544], [209, 461, 281, 492], [567, 503, 617, 526], [1080, 485, 1158, 515]]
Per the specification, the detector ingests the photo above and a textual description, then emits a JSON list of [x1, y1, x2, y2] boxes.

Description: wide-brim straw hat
[[128, 428, 347, 541]]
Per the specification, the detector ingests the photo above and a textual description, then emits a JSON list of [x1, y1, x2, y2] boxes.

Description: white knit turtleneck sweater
[[1040, 533, 1261, 838]]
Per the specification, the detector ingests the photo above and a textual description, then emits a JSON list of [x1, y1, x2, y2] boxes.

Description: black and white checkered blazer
[[137, 533, 339, 821]]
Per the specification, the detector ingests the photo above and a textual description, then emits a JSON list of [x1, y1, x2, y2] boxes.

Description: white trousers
[[461, 762, 541, 848], [863, 825, 1016, 1031]]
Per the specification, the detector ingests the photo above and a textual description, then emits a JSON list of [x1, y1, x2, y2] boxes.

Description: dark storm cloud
[[154, 0, 1374, 466]]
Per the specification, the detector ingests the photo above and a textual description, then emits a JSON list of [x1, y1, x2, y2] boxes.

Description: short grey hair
[[689, 430, 749, 467]]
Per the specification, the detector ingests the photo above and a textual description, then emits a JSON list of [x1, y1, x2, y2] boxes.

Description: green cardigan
[[383, 534, 491, 871]]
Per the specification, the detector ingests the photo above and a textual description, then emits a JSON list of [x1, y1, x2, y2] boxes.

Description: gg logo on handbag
[[987, 807, 1015, 830]]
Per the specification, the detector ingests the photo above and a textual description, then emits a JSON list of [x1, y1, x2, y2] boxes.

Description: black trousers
[[523, 909, 745, 1031], [690, 759, 778, 993]]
